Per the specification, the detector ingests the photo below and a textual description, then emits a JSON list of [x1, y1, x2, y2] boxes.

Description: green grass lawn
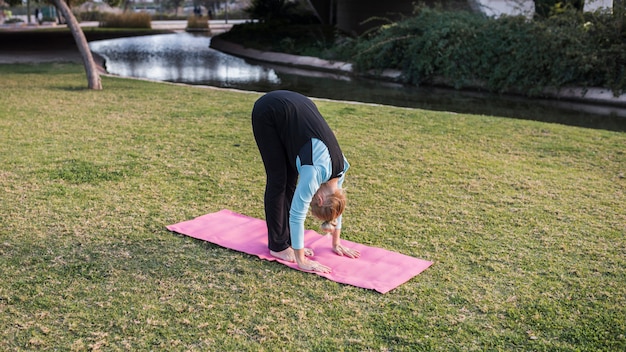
[[1, 63, 624, 351]]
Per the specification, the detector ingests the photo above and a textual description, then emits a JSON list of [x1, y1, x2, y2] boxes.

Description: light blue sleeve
[[289, 165, 323, 249], [289, 139, 350, 249]]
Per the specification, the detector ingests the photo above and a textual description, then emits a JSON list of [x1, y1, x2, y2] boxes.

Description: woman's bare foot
[[270, 247, 314, 262], [270, 247, 296, 262]]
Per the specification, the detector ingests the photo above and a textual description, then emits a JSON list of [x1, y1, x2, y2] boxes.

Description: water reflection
[[90, 33, 626, 132], [90, 33, 280, 85]]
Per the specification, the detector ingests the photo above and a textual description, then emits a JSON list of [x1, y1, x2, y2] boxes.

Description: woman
[[252, 90, 360, 273]]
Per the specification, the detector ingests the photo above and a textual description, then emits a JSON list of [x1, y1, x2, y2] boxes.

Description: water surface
[[90, 33, 626, 132]]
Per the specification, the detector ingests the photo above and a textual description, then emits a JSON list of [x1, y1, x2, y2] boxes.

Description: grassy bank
[[1, 64, 625, 351]]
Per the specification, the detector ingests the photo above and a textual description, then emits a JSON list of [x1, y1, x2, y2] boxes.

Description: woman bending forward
[[252, 90, 360, 273]]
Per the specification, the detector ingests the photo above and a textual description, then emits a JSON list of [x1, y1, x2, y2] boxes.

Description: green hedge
[[218, 22, 338, 57], [75, 11, 104, 22], [99, 12, 152, 29], [186, 15, 209, 31], [351, 8, 625, 96]]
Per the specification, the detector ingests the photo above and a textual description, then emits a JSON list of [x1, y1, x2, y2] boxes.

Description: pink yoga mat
[[167, 209, 433, 293]]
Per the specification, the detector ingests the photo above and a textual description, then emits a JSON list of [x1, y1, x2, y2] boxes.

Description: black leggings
[[252, 113, 298, 252]]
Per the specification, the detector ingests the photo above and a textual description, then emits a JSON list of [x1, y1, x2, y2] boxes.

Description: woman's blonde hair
[[310, 188, 346, 222]]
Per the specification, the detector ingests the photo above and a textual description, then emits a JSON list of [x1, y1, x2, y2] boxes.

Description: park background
[[1, 0, 625, 350]]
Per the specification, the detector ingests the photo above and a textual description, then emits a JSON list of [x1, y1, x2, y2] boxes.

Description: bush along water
[[350, 7, 626, 97], [99, 12, 152, 29]]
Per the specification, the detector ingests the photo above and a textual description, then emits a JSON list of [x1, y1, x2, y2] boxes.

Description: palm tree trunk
[[52, 0, 102, 90]]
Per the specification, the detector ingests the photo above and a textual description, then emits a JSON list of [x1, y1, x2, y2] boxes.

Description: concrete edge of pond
[[209, 37, 626, 109]]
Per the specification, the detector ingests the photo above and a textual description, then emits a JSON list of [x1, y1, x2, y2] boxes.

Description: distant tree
[[245, 0, 298, 22], [200, 0, 219, 17], [4, 0, 21, 9], [534, 0, 583, 17], [5, 0, 32, 23], [615, 0, 625, 14], [163, 0, 185, 15], [3, 0, 101, 89]]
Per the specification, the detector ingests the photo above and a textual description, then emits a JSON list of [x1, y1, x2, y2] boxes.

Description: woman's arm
[[289, 165, 321, 250], [330, 157, 359, 257], [331, 228, 361, 258]]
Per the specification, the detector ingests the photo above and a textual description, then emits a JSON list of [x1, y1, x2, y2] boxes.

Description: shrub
[[578, 9, 626, 94], [99, 12, 151, 29], [4, 18, 24, 24], [75, 11, 104, 22], [217, 22, 340, 58], [245, 0, 319, 24], [186, 16, 209, 31], [152, 14, 187, 20], [350, 7, 625, 96]]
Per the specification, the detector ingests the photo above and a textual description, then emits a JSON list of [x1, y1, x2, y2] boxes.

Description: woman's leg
[[252, 114, 292, 252]]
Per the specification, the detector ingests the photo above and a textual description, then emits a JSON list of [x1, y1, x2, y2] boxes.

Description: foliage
[[74, 10, 105, 22], [578, 9, 626, 95], [3, 17, 23, 23], [186, 15, 209, 30], [534, 0, 586, 18], [245, 0, 318, 24], [0, 64, 624, 351], [350, 7, 626, 96], [217, 21, 346, 59], [99, 12, 152, 29], [152, 13, 189, 20], [165, 0, 186, 15]]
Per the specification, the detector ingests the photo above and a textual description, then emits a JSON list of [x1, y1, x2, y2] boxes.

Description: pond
[[89, 33, 626, 132]]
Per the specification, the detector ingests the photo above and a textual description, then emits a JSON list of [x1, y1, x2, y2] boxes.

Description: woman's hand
[[297, 258, 332, 273], [333, 243, 361, 258], [331, 228, 361, 259], [294, 248, 332, 273]]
